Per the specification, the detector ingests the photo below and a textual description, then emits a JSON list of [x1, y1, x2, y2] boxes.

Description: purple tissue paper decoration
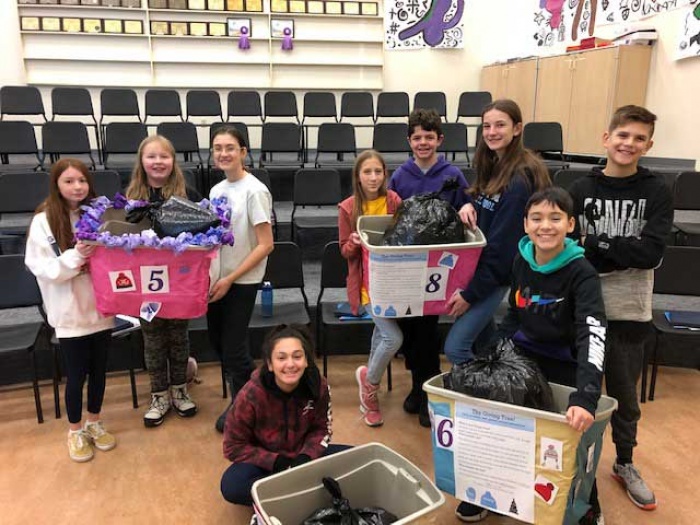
[[281, 27, 293, 50], [238, 26, 250, 50]]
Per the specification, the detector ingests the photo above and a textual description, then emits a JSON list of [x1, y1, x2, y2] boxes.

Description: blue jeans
[[366, 303, 403, 385], [220, 444, 352, 506], [443, 286, 508, 365]]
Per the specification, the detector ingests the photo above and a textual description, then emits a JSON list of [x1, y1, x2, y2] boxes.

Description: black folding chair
[[0, 121, 43, 170], [51, 87, 101, 162], [372, 123, 411, 167], [145, 89, 183, 123], [302, 92, 337, 162], [672, 172, 700, 245], [0, 86, 47, 123], [314, 123, 357, 168], [456, 91, 492, 122], [100, 89, 142, 158], [0, 171, 49, 236], [186, 90, 223, 125], [414, 91, 447, 121], [102, 122, 148, 170], [291, 168, 341, 244], [340, 92, 374, 124], [375, 92, 410, 122], [248, 242, 311, 330], [523, 122, 566, 161], [259, 123, 303, 168], [41, 122, 96, 169], [645, 246, 700, 402], [227, 90, 264, 123], [438, 122, 469, 165], [264, 91, 299, 124], [0, 254, 46, 423], [91, 170, 122, 198]]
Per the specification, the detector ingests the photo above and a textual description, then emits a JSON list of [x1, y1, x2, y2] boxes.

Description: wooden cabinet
[[480, 58, 538, 123], [535, 46, 652, 155]]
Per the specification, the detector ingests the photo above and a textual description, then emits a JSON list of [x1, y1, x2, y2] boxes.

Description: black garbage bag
[[126, 196, 220, 238], [301, 477, 398, 525], [445, 339, 555, 411], [382, 179, 465, 246]]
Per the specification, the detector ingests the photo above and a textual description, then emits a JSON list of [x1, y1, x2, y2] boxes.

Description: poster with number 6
[[89, 246, 217, 320], [359, 217, 485, 317]]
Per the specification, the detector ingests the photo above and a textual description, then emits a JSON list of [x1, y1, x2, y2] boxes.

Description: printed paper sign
[[451, 401, 537, 523], [109, 270, 136, 293], [140, 266, 170, 294], [534, 474, 560, 506], [540, 437, 564, 471], [424, 267, 449, 301], [140, 301, 162, 322]]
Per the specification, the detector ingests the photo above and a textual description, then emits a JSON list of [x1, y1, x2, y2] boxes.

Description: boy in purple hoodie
[[388, 108, 470, 427]]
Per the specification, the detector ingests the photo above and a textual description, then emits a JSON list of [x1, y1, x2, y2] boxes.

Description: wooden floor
[[1, 356, 698, 525]]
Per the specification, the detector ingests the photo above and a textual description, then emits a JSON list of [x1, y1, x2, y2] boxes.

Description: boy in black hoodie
[[568, 106, 673, 512]]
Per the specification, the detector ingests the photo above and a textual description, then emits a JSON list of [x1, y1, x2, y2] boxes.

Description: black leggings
[[207, 283, 259, 399], [60, 330, 111, 424]]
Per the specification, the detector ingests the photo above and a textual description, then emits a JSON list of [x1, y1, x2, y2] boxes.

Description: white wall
[[1, 0, 697, 165]]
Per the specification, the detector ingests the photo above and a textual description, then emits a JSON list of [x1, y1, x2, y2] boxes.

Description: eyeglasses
[[212, 146, 243, 154]]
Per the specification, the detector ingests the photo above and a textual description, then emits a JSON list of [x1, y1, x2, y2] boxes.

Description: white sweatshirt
[[24, 212, 114, 339]]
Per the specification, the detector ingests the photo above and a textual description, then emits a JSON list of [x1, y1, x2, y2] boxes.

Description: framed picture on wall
[[289, 0, 306, 13], [122, 0, 142, 7], [60, 0, 81, 6], [41, 17, 61, 31], [270, 0, 287, 12], [150, 21, 169, 35], [104, 19, 124, 33], [270, 18, 293, 38], [307, 0, 323, 14], [325, 1, 342, 14], [79, 0, 101, 5], [227, 17, 250, 37], [343, 1, 360, 15], [208, 0, 225, 10], [226, 0, 243, 10], [360, 2, 377, 15], [124, 20, 144, 33], [62, 18, 83, 33], [169, 0, 188, 8], [246, 0, 263, 12], [83, 18, 103, 33], [189, 21, 208, 35], [20, 17, 41, 31], [208, 22, 227, 36], [170, 21, 188, 35]]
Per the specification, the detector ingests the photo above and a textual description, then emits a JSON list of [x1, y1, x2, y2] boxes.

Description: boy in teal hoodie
[[495, 186, 608, 525]]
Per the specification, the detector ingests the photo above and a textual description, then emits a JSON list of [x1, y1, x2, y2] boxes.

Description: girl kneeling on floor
[[220, 324, 349, 506]]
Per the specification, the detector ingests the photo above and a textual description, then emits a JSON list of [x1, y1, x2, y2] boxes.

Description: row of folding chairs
[[0, 85, 493, 126], [0, 120, 477, 173]]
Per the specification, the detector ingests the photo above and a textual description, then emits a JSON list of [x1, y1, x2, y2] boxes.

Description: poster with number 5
[[363, 230, 485, 317], [89, 246, 217, 320]]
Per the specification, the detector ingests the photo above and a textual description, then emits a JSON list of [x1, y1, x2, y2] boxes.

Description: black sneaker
[[455, 502, 488, 522], [403, 389, 422, 414], [418, 396, 431, 428], [215, 403, 232, 433]]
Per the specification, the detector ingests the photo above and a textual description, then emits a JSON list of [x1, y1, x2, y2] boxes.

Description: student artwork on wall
[[676, 2, 700, 60], [598, 0, 698, 25], [532, 0, 597, 49], [384, 0, 465, 49]]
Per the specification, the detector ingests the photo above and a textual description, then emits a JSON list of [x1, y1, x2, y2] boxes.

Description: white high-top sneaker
[[143, 391, 171, 428], [171, 383, 197, 417]]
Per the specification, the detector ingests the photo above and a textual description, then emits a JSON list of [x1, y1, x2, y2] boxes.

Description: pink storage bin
[[359, 215, 485, 317], [89, 246, 216, 319]]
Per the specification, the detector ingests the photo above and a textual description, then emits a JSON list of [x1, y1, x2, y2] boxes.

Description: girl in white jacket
[[25, 159, 115, 463]]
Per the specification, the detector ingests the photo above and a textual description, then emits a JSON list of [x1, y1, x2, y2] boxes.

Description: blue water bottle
[[261, 281, 273, 318]]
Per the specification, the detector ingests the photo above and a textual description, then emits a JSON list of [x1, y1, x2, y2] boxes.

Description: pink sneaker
[[355, 366, 383, 427]]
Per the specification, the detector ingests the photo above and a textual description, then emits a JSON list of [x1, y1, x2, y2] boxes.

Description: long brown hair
[[471, 99, 550, 197], [126, 135, 187, 200], [35, 158, 97, 252], [351, 150, 388, 227]]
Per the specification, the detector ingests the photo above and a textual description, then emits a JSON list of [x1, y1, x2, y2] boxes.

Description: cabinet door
[[481, 65, 507, 100], [568, 48, 617, 154], [535, 55, 574, 143], [504, 59, 538, 123]]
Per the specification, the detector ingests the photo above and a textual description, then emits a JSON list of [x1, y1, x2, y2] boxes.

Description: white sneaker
[[171, 383, 197, 418], [83, 420, 116, 451], [143, 391, 171, 428], [67, 430, 94, 463]]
